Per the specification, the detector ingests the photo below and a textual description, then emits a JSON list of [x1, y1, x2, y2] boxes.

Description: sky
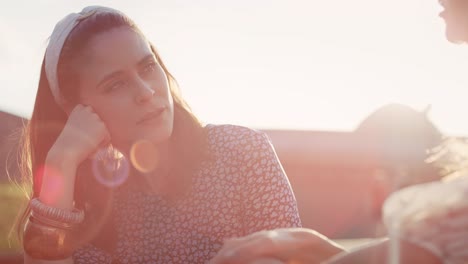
[[2, 0, 468, 136]]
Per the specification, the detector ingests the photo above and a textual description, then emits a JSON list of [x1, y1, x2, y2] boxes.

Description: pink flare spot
[[35, 164, 65, 205]]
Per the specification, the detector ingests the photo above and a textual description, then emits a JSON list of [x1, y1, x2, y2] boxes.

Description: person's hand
[[209, 228, 346, 264], [48, 104, 111, 167], [242, 258, 284, 264]]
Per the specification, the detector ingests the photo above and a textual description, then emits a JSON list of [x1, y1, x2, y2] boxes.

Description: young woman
[[210, 1, 468, 263], [18, 6, 301, 264]]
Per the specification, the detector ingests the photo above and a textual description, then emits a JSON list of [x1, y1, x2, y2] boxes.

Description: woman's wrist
[[41, 147, 79, 209], [47, 144, 80, 171]]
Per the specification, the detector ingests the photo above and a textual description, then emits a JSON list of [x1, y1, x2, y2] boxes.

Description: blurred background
[[1, 0, 468, 260]]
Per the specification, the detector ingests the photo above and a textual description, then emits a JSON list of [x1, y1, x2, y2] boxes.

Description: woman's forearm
[[25, 148, 80, 263], [38, 148, 79, 209], [326, 238, 442, 264]]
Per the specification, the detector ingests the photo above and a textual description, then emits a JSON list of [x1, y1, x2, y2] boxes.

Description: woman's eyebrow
[[97, 71, 124, 89]]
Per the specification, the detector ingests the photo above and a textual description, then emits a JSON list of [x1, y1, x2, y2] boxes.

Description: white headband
[[45, 6, 125, 106]]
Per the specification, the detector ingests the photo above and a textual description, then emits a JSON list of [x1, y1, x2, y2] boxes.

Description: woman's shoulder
[[205, 124, 267, 142], [204, 124, 270, 152]]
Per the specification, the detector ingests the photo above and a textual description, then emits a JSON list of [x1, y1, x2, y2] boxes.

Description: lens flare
[[35, 165, 65, 204], [91, 148, 129, 187], [130, 140, 159, 173]]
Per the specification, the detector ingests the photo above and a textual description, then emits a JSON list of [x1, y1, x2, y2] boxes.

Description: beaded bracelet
[[30, 198, 85, 224], [23, 217, 76, 260]]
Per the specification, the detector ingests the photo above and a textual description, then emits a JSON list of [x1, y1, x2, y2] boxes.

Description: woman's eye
[[142, 62, 157, 74], [105, 80, 126, 93]]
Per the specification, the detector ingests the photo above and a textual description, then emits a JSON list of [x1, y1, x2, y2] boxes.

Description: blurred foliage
[[0, 182, 27, 253]]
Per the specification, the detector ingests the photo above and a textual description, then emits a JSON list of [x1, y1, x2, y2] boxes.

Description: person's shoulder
[[205, 123, 263, 136], [205, 123, 267, 141], [204, 124, 270, 151]]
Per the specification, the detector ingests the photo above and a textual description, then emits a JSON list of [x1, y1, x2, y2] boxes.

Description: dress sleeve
[[382, 176, 468, 264], [72, 243, 113, 264], [238, 129, 302, 234]]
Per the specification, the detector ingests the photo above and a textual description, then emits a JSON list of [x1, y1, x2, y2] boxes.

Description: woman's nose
[[135, 79, 155, 104]]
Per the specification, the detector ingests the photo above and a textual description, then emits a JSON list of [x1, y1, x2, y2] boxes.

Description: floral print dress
[[73, 124, 301, 264]]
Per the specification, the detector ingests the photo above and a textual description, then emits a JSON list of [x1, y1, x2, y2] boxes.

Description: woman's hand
[[40, 104, 110, 207], [209, 228, 345, 264], [48, 104, 111, 167]]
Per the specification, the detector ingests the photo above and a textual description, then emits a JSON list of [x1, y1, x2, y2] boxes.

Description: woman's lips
[[137, 107, 166, 125]]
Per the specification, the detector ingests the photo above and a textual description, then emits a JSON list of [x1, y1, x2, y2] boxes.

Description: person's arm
[[325, 238, 443, 264], [239, 129, 302, 233], [210, 229, 441, 264], [24, 105, 111, 264], [23, 151, 77, 264], [210, 228, 345, 264]]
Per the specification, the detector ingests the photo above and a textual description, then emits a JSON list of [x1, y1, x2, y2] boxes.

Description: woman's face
[[77, 27, 174, 151], [439, 0, 468, 42]]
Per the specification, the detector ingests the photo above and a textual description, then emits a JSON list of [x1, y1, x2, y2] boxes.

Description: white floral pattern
[[73, 124, 301, 264]]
